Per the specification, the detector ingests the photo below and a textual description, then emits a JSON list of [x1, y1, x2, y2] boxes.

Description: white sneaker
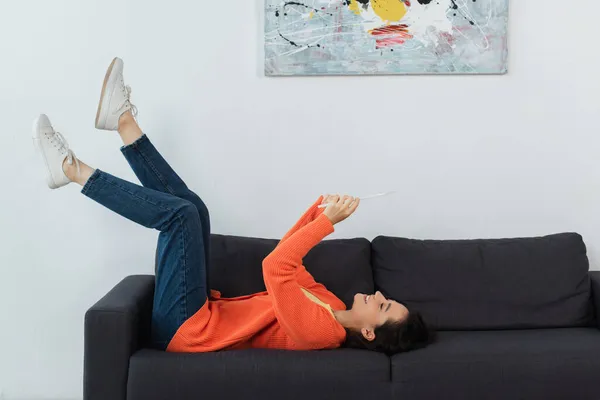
[[95, 57, 137, 131], [32, 114, 78, 189]]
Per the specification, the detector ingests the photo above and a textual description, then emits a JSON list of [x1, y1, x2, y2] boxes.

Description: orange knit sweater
[[167, 197, 347, 352]]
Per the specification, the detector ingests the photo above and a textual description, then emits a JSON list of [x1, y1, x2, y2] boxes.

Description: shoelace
[[120, 75, 138, 118], [53, 131, 80, 176], [124, 85, 139, 117]]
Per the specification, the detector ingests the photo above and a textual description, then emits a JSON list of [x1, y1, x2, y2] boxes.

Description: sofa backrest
[[371, 233, 594, 330], [209, 235, 374, 308]]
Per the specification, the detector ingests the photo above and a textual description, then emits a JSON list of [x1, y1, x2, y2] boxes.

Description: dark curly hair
[[343, 311, 435, 355]]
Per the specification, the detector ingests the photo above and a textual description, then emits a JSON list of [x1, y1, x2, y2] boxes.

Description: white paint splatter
[[403, 0, 453, 46], [353, 0, 454, 46]]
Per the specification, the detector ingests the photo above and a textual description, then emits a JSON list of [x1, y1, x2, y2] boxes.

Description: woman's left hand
[[321, 194, 360, 225]]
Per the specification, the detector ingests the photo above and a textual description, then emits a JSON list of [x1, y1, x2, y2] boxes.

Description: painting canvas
[[264, 0, 509, 75]]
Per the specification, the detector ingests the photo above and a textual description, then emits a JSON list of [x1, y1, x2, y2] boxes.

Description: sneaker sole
[[32, 116, 59, 189], [95, 57, 120, 129]]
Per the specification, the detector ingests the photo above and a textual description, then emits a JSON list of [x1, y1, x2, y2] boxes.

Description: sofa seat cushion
[[128, 348, 390, 400], [391, 328, 600, 400]]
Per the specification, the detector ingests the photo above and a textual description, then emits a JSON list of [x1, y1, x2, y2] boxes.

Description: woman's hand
[[321, 194, 360, 225]]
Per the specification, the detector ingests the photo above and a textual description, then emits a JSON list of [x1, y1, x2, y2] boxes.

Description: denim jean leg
[[81, 169, 208, 349], [120, 134, 211, 290]]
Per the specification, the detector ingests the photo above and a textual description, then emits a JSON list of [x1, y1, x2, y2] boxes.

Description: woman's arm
[[263, 214, 343, 349], [277, 196, 327, 288], [277, 196, 325, 246], [262, 196, 360, 349]]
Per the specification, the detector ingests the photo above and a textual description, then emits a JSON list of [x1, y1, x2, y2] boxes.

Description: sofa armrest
[[84, 275, 155, 400], [592, 272, 600, 329]]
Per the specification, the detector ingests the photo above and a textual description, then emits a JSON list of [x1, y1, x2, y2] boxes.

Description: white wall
[[0, 0, 598, 398]]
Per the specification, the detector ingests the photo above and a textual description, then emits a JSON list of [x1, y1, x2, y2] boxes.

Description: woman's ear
[[361, 327, 376, 342]]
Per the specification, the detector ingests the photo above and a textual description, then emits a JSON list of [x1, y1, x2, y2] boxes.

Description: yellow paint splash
[[371, 0, 407, 22], [309, 11, 314, 19], [348, 0, 362, 15]]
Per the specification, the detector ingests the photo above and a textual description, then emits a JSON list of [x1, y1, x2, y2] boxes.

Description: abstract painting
[[265, 0, 509, 75]]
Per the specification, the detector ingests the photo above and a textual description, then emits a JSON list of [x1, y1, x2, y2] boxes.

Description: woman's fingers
[[348, 198, 360, 214], [343, 196, 356, 210], [321, 194, 359, 212], [321, 194, 340, 208]]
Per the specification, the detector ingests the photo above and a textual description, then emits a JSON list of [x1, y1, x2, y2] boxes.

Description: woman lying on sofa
[[33, 58, 435, 355]]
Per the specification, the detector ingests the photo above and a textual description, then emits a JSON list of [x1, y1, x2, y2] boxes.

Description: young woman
[[33, 58, 434, 355]]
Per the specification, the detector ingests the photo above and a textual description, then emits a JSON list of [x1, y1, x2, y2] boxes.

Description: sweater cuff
[[308, 196, 326, 220], [314, 213, 335, 237]]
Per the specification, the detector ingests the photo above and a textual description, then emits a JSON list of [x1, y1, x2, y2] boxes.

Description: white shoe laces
[[120, 75, 138, 118], [51, 131, 80, 176]]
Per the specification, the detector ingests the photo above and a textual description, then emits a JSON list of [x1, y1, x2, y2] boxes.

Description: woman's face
[[349, 291, 409, 340]]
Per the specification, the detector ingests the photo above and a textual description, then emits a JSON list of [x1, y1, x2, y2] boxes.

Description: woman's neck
[[333, 310, 359, 330]]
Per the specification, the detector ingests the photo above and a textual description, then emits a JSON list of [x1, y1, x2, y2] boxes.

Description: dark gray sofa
[[84, 233, 600, 400]]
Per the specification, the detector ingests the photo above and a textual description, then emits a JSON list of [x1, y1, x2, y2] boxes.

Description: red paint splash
[[369, 25, 413, 48], [438, 31, 455, 46], [336, 3, 344, 35], [369, 24, 410, 36], [375, 37, 408, 47]]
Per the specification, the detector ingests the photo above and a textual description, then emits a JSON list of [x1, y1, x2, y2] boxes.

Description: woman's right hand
[[321, 194, 360, 225]]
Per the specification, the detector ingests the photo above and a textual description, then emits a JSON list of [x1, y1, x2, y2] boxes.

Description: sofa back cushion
[[209, 235, 373, 308], [372, 233, 594, 330]]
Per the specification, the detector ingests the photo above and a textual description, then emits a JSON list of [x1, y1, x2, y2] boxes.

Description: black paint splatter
[[449, 0, 475, 26], [283, 1, 333, 15], [276, 2, 333, 49], [279, 32, 298, 47]]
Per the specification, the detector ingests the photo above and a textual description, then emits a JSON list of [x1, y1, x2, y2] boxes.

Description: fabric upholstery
[[127, 348, 390, 400], [391, 328, 600, 400], [372, 233, 594, 330], [208, 235, 276, 296], [88, 233, 600, 400], [84, 275, 155, 400], [591, 271, 600, 329], [210, 234, 373, 307]]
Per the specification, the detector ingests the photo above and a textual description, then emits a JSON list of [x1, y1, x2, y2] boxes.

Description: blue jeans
[[81, 134, 211, 350]]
